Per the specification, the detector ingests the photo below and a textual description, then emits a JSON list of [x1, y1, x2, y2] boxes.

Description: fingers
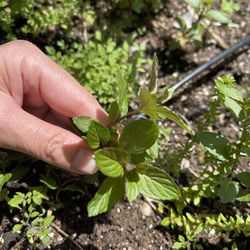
[[1, 40, 108, 124], [0, 92, 97, 174]]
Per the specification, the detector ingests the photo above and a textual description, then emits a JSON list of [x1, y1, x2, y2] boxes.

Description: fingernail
[[72, 149, 97, 174]]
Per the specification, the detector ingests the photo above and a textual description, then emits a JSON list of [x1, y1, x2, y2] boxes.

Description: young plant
[[8, 186, 54, 246], [174, 0, 240, 46], [72, 54, 192, 216]]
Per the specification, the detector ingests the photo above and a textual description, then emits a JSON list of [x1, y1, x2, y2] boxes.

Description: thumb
[[0, 92, 96, 174]]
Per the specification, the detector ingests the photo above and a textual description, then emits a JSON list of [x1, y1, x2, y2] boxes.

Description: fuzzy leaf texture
[[108, 101, 121, 123], [215, 77, 244, 102], [87, 120, 111, 149], [184, 0, 201, 9], [117, 68, 128, 116], [137, 165, 181, 200], [218, 180, 239, 203], [236, 172, 250, 188], [206, 10, 230, 24], [87, 177, 125, 217], [0, 173, 12, 192], [139, 87, 158, 120], [157, 106, 192, 134], [118, 119, 158, 154], [125, 169, 140, 203], [196, 131, 231, 161], [95, 148, 130, 177]]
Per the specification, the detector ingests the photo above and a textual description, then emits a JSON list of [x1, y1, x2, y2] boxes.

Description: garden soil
[[1, 0, 250, 249]]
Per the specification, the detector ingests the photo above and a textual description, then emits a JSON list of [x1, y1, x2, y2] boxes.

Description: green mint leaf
[[159, 87, 174, 103], [224, 96, 242, 118], [87, 177, 125, 217], [125, 169, 140, 203], [12, 224, 23, 233], [137, 165, 181, 200], [87, 120, 111, 149], [221, 0, 240, 15], [0, 173, 12, 192], [218, 180, 239, 203], [119, 119, 158, 154], [157, 106, 192, 134], [43, 215, 55, 227], [148, 53, 158, 94], [236, 190, 250, 202], [184, 0, 201, 9], [196, 131, 231, 161], [205, 10, 230, 24], [139, 87, 158, 120], [117, 68, 128, 116], [236, 172, 250, 188], [95, 148, 130, 177], [8, 194, 24, 209], [215, 78, 243, 102], [146, 142, 159, 160], [40, 175, 57, 190], [108, 101, 121, 123], [72, 116, 92, 134]]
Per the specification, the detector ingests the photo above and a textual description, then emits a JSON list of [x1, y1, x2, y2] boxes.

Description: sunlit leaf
[[95, 148, 130, 177], [117, 68, 128, 116], [137, 165, 181, 200], [119, 119, 158, 154], [87, 177, 125, 217], [125, 169, 140, 203]]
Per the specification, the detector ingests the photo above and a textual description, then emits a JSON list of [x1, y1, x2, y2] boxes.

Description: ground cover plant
[[1, 0, 250, 249]]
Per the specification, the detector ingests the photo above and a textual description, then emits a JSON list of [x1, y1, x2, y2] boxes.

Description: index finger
[[3, 40, 108, 124]]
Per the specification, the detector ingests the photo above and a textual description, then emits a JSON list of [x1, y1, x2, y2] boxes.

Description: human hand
[[0, 40, 108, 174]]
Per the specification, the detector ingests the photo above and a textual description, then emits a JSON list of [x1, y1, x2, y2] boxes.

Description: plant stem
[[108, 109, 140, 126]]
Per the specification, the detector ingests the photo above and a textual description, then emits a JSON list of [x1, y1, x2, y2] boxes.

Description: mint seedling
[[73, 55, 192, 217]]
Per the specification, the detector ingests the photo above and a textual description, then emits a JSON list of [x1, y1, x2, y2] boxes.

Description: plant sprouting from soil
[[72, 54, 192, 216]]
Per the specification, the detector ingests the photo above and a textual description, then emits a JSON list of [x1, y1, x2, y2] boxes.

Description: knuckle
[[44, 132, 64, 163]]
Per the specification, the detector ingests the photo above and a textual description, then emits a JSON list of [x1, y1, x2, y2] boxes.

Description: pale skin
[[0, 40, 108, 174]]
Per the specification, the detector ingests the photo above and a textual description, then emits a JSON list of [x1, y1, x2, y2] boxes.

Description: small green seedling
[[173, 0, 240, 46], [73, 54, 192, 216]]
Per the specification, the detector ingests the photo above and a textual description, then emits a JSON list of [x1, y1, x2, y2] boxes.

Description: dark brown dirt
[[1, 0, 250, 249]]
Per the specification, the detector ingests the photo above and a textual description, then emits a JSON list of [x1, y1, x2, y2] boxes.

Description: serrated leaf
[[236, 190, 250, 202], [8, 194, 24, 209], [221, 0, 240, 14], [87, 120, 111, 149], [125, 170, 140, 203], [218, 180, 238, 203], [137, 165, 181, 200], [40, 175, 57, 190], [196, 131, 231, 161], [0, 173, 12, 192], [12, 224, 23, 233], [108, 101, 121, 123], [43, 215, 54, 227], [72, 116, 92, 134], [206, 9, 230, 24], [215, 80, 244, 102], [117, 68, 128, 116], [119, 119, 158, 154], [157, 106, 192, 134], [224, 97, 242, 118], [146, 142, 159, 160], [95, 148, 130, 177], [87, 177, 125, 217], [148, 53, 158, 94], [236, 172, 250, 188], [159, 87, 174, 103], [139, 87, 158, 120], [184, 0, 201, 8]]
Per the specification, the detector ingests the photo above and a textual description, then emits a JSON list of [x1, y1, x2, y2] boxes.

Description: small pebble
[[140, 202, 153, 217]]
